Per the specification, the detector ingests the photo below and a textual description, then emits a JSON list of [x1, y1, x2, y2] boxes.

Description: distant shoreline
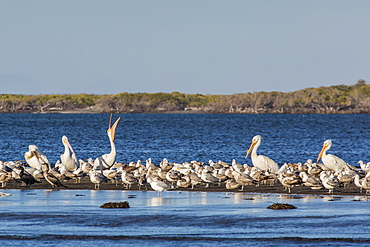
[[2, 110, 368, 114], [2, 83, 370, 114]]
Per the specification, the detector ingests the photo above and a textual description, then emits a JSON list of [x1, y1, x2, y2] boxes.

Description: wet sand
[[1, 177, 364, 196]]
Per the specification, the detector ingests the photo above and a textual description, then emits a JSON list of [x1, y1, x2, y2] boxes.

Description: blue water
[[1, 190, 370, 246], [1, 113, 370, 165], [1, 113, 370, 246]]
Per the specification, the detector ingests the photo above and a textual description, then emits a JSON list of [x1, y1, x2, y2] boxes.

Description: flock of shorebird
[[1, 115, 370, 197]]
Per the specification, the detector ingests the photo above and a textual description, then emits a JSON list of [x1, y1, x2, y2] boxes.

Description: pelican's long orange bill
[[245, 142, 256, 159], [317, 146, 326, 163], [66, 140, 75, 154], [110, 117, 121, 141]]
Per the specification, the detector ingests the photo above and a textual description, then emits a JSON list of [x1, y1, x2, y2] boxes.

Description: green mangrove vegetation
[[1, 80, 370, 114]]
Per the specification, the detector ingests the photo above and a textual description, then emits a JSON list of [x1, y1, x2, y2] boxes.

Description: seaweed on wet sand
[[100, 201, 130, 208], [267, 203, 297, 210]]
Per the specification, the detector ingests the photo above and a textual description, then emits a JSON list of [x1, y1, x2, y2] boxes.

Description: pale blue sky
[[1, 0, 369, 95]]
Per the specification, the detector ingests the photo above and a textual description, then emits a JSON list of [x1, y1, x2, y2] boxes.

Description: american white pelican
[[41, 163, 68, 189], [24, 145, 50, 170], [60, 135, 78, 171], [317, 139, 351, 172], [93, 114, 121, 170], [245, 135, 279, 173]]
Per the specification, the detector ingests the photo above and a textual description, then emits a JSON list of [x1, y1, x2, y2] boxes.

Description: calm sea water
[[1, 113, 370, 165], [1, 190, 370, 246], [1, 113, 370, 246]]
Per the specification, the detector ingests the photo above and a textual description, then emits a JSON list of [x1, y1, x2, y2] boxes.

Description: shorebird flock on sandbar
[[1, 114, 370, 196]]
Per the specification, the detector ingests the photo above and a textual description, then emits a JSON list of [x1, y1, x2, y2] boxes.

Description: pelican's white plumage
[[317, 139, 348, 172], [60, 135, 78, 171], [245, 135, 279, 173], [24, 145, 50, 170], [94, 114, 121, 170]]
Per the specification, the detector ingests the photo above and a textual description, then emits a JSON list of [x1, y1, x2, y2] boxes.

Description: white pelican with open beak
[[60, 135, 78, 171], [245, 135, 279, 173], [24, 145, 50, 170], [317, 139, 347, 172], [93, 114, 121, 170]]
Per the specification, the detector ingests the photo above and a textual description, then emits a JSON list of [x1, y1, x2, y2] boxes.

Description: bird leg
[[239, 185, 244, 191]]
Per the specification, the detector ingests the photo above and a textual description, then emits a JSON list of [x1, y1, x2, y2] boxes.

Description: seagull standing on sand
[[232, 170, 258, 191], [319, 171, 339, 194], [88, 170, 108, 189], [354, 174, 370, 194], [147, 177, 172, 196], [200, 169, 219, 188], [121, 169, 138, 189]]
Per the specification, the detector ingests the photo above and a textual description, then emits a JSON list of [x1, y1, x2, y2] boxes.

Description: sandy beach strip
[[1, 176, 364, 196]]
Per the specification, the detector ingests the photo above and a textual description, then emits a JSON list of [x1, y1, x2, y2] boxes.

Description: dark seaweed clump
[[100, 201, 130, 208], [267, 203, 297, 210]]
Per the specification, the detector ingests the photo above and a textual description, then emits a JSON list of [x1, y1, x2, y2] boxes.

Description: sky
[[1, 0, 370, 95]]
